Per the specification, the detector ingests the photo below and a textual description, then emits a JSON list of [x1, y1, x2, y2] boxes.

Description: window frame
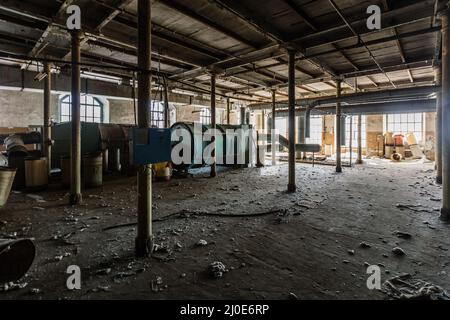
[[60, 95, 104, 123], [150, 101, 165, 128], [305, 115, 323, 145], [345, 115, 367, 148], [200, 108, 211, 125], [384, 113, 424, 144]]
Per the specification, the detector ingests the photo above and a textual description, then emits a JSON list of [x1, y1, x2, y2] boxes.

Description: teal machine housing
[[129, 128, 171, 165], [51, 122, 102, 168]]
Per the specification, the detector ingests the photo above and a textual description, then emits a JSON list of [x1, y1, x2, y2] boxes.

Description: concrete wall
[[109, 99, 135, 125], [0, 88, 230, 128], [0, 90, 59, 127]]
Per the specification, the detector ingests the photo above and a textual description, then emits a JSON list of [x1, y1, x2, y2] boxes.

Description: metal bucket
[[83, 152, 103, 188], [0, 167, 16, 208], [25, 157, 48, 190], [4, 135, 28, 156], [60, 155, 70, 188], [0, 239, 35, 283]]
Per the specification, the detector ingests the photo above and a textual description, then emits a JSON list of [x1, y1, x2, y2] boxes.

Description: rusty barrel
[[83, 152, 103, 188], [0, 239, 35, 283]]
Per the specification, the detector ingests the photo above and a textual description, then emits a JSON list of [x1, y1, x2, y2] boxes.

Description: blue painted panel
[[130, 128, 171, 165]]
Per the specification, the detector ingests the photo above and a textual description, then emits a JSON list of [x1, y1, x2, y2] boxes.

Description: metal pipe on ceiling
[[249, 85, 439, 110]]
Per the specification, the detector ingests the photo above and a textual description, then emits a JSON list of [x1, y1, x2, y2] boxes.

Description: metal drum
[[0, 167, 16, 208], [25, 157, 48, 190], [0, 239, 35, 283], [83, 152, 103, 188], [4, 135, 28, 156]]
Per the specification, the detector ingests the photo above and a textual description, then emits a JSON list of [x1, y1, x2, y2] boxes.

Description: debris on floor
[[209, 261, 227, 279], [382, 274, 450, 300]]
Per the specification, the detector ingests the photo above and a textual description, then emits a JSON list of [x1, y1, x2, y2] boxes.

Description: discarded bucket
[[0, 167, 16, 208], [83, 152, 103, 188], [384, 132, 395, 146], [25, 157, 48, 191], [0, 238, 35, 283]]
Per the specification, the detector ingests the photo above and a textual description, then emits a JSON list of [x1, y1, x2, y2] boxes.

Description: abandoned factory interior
[[1, 0, 450, 303]]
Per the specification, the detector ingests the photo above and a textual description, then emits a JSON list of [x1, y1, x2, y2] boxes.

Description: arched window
[[60, 95, 103, 123], [200, 108, 211, 125]]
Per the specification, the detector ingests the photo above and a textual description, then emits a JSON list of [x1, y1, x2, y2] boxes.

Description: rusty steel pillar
[[135, 0, 153, 257], [271, 90, 276, 166], [43, 62, 52, 175], [287, 49, 296, 192], [435, 63, 443, 184], [357, 114, 363, 164], [210, 73, 217, 178], [441, 8, 450, 220], [69, 30, 82, 205], [335, 79, 343, 173]]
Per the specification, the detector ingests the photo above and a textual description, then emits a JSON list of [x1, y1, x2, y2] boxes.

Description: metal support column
[[226, 98, 231, 125], [240, 107, 246, 125], [69, 31, 82, 205], [441, 8, 450, 220], [349, 115, 353, 166], [287, 49, 296, 192], [335, 79, 343, 173], [163, 77, 170, 128], [135, 0, 153, 256], [271, 90, 276, 166], [357, 114, 363, 164], [210, 73, 217, 178], [436, 64, 443, 184], [43, 62, 52, 175]]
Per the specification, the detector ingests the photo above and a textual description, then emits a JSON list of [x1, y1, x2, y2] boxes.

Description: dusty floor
[[0, 159, 449, 300]]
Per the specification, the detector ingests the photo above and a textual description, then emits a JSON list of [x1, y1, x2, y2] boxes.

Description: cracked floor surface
[[0, 159, 449, 300]]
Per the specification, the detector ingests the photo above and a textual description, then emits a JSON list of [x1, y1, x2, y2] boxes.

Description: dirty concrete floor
[[0, 159, 449, 300]]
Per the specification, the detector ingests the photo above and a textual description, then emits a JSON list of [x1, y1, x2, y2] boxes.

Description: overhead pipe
[[249, 85, 439, 110], [274, 99, 436, 117], [304, 106, 312, 138]]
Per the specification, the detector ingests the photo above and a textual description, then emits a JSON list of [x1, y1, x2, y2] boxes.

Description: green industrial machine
[[51, 122, 135, 173], [51, 122, 102, 169]]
